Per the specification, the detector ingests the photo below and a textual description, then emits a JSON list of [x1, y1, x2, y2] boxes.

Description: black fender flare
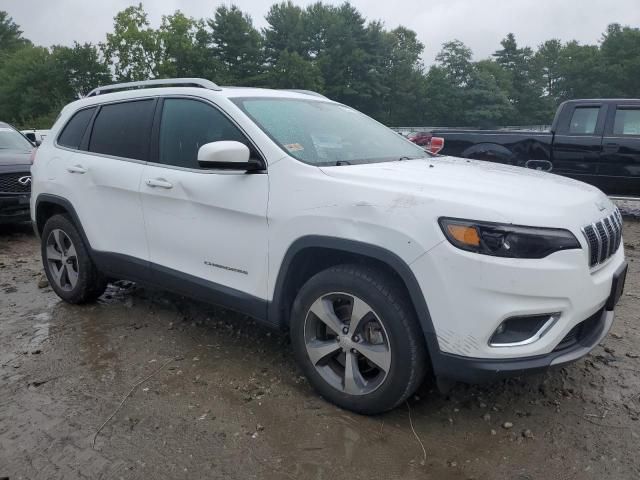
[[268, 235, 441, 362], [461, 143, 514, 163], [34, 194, 93, 253]]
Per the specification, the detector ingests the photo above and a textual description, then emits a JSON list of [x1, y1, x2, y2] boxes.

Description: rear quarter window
[[57, 107, 96, 149], [88, 100, 155, 161]]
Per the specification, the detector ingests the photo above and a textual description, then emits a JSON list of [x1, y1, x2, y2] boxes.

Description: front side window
[[231, 97, 428, 166], [58, 107, 96, 149], [568, 107, 600, 135], [158, 98, 249, 169], [613, 108, 640, 136], [89, 100, 155, 160], [0, 126, 33, 151]]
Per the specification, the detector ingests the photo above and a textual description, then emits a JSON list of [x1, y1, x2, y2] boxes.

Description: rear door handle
[[603, 142, 620, 152], [145, 178, 173, 189], [525, 159, 553, 172], [67, 165, 87, 174]]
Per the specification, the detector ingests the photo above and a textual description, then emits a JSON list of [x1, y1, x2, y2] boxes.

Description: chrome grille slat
[[603, 217, 615, 257], [611, 213, 622, 252], [582, 209, 623, 268], [595, 222, 608, 263], [583, 225, 599, 266]]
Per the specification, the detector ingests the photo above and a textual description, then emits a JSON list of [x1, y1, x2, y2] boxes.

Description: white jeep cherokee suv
[[31, 78, 627, 414]]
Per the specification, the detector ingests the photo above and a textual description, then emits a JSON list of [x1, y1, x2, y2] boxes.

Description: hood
[[0, 149, 32, 166], [319, 156, 613, 228]]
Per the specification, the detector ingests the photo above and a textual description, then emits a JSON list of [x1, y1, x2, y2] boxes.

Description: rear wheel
[[290, 264, 427, 414], [41, 214, 107, 303]]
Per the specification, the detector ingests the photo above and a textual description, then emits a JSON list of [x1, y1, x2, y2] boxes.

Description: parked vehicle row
[[29, 78, 626, 414], [425, 99, 640, 198]]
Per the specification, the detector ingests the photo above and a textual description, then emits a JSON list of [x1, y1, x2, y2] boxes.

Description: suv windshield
[[0, 127, 32, 151], [232, 97, 428, 166]]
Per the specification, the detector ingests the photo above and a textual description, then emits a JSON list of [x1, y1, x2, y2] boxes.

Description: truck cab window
[[569, 107, 599, 135], [613, 108, 640, 136]]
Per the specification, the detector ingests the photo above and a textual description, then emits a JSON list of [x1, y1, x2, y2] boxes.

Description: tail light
[[428, 137, 445, 155]]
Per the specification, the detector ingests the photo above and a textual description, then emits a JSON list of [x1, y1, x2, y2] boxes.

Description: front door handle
[[67, 165, 87, 174], [145, 178, 173, 189], [603, 142, 620, 152]]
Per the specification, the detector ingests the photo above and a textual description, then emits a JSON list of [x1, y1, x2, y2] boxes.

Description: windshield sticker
[[285, 143, 305, 152]]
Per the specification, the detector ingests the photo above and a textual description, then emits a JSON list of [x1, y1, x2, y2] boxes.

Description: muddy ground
[[1, 218, 640, 480]]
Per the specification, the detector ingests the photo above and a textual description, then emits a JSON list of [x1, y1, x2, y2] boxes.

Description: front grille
[[0, 172, 31, 194], [582, 209, 623, 268]]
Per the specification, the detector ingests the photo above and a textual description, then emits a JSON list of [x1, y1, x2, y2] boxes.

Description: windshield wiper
[[335, 160, 352, 166], [397, 156, 424, 161]]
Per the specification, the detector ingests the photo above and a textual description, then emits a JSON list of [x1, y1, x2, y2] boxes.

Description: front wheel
[[290, 264, 427, 414], [41, 214, 107, 303]]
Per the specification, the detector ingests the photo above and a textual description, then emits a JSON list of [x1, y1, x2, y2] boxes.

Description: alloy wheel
[[303, 292, 391, 395], [45, 229, 79, 291]]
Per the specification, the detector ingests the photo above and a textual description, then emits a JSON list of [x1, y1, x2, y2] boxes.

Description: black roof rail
[[86, 78, 222, 97]]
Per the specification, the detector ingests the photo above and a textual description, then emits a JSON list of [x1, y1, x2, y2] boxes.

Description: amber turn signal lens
[[446, 224, 481, 247]]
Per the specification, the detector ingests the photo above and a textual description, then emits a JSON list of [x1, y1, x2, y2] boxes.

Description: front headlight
[[438, 217, 581, 259]]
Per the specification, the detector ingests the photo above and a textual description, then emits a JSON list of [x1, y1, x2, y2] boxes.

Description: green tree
[[493, 33, 545, 123], [0, 46, 67, 128], [435, 40, 473, 87], [51, 43, 112, 98], [312, 3, 384, 114], [0, 11, 31, 60], [264, 1, 307, 61], [424, 66, 463, 126], [267, 50, 323, 90], [600, 23, 640, 97], [208, 5, 263, 85], [157, 11, 216, 79], [378, 27, 428, 125], [102, 3, 161, 81], [465, 65, 515, 128], [535, 39, 562, 99], [556, 41, 605, 100]]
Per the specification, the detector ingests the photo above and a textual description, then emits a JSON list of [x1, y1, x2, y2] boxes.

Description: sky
[[2, 0, 639, 64]]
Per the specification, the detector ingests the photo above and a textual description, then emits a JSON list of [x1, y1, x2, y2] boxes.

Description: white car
[[31, 78, 627, 414]]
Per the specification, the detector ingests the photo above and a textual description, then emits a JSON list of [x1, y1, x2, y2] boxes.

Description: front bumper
[[412, 237, 625, 359], [430, 307, 614, 383], [0, 194, 31, 224]]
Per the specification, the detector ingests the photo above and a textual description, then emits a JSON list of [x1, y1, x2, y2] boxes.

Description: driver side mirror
[[197, 141, 262, 171]]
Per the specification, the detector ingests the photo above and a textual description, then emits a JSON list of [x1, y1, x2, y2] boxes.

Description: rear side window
[[613, 108, 640, 136], [58, 107, 96, 149], [568, 107, 599, 135], [158, 98, 249, 169], [89, 100, 155, 160]]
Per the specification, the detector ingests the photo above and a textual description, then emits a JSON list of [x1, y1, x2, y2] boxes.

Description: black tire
[[41, 214, 107, 303], [290, 264, 427, 414]]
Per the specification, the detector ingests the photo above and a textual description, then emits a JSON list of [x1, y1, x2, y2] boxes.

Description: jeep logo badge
[[18, 176, 32, 186]]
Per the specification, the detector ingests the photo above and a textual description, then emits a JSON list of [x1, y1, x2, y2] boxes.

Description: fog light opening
[[489, 312, 561, 347]]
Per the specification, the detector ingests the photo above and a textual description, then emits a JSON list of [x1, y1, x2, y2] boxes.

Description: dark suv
[[0, 122, 34, 224]]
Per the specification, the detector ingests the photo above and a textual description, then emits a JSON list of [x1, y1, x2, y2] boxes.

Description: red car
[[407, 132, 444, 154]]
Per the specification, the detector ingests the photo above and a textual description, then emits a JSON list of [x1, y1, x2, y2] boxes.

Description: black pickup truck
[[431, 99, 640, 197]]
